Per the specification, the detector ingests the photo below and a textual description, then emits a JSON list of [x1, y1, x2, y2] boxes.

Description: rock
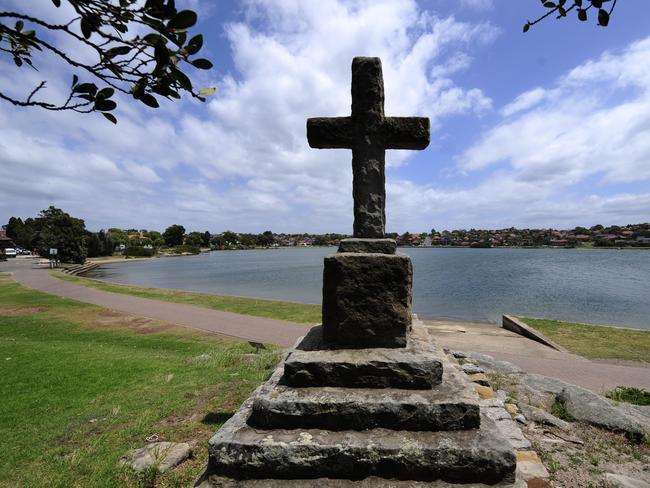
[[515, 415, 528, 425], [557, 386, 650, 440], [505, 403, 519, 416], [338, 238, 396, 254], [523, 374, 568, 396], [518, 403, 570, 430], [282, 325, 442, 389], [475, 384, 495, 400], [515, 451, 549, 481], [492, 418, 531, 450], [452, 351, 468, 359], [322, 252, 412, 348], [121, 441, 191, 473], [496, 390, 508, 402], [192, 354, 211, 362], [465, 352, 525, 374], [605, 473, 650, 488], [462, 363, 484, 374], [467, 373, 491, 386]]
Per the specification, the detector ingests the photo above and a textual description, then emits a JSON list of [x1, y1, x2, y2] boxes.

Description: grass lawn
[[0, 273, 280, 487], [518, 316, 650, 362], [53, 271, 321, 325]]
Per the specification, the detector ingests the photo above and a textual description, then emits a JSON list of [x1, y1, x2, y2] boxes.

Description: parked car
[[4, 248, 17, 258]]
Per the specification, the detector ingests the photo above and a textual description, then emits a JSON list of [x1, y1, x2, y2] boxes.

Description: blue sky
[[1, 0, 649, 233]]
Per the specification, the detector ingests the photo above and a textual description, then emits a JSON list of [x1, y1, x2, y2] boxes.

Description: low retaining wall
[[502, 315, 569, 353]]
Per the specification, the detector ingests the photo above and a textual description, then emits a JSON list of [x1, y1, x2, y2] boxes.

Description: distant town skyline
[[1, 1, 649, 233]]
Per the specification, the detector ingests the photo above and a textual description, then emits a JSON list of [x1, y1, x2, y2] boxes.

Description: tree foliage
[[162, 224, 185, 246], [34, 206, 88, 263], [523, 0, 617, 32], [0, 0, 215, 123]]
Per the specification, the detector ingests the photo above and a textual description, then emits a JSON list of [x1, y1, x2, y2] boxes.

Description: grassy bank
[[518, 316, 650, 362], [0, 274, 279, 487], [53, 271, 321, 324]]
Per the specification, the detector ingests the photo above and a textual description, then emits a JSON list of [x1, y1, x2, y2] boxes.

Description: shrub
[[606, 387, 650, 406], [123, 247, 156, 257]]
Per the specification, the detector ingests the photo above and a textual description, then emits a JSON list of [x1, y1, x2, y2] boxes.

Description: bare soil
[[0, 305, 49, 315]]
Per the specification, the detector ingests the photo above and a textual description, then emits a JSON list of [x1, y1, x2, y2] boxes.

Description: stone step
[[282, 324, 442, 389], [249, 358, 479, 431], [196, 475, 526, 487], [205, 393, 517, 485]]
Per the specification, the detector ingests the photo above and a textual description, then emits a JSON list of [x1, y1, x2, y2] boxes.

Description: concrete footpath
[[5, 260, 308, 347], [2, 258, 648, 393]]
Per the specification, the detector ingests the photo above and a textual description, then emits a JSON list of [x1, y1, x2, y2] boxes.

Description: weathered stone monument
[[197, 57, 517, 487]]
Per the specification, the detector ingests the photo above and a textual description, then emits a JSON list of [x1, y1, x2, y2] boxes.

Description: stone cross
[[307, 57, 430, 238]]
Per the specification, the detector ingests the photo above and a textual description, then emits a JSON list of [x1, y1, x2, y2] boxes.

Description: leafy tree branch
[[0, 0, 216, 123], [524, 0, 617, 33]]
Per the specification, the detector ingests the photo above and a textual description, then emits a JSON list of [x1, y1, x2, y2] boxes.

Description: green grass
[[53, 271, 321, 324], [519, 317, 650, 362], [0, 275, 280, 487], [606, 387, 650, 406]]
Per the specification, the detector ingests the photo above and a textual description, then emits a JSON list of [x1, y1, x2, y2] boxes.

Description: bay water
[[85, 247, 650, 329]]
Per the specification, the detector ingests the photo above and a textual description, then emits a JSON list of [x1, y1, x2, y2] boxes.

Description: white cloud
[[0, 0, 498, 232]]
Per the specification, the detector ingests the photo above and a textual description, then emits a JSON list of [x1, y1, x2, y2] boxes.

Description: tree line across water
[[3, 206, 649, 264]]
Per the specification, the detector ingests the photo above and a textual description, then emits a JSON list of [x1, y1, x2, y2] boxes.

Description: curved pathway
[[7, 260, 308, 347], [3, 259, 648, 392]]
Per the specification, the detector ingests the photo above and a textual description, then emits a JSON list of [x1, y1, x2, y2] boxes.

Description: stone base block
[[338, 238, 396, 254], [205, 395, 516, 484], [322, 251, 412, 348], [249, 354, 479, 431], [282, 324, 442, 389]]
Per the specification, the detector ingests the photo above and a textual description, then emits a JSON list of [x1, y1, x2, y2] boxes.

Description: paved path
[[424, 319, 650, 393], [6, 260, 308, 347], [3, 259, 648, 393]]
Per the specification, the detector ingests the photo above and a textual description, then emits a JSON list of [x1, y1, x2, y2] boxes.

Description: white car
[[4, 248, 17, 258]]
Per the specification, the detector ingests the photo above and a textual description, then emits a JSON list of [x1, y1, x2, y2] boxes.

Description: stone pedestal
[[322, 243, 412, 348], [196, 322, 518, 487]]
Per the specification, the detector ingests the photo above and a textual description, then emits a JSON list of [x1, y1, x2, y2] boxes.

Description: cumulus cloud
[[380, 36, 650, 230], [0, 0, 496, 232]]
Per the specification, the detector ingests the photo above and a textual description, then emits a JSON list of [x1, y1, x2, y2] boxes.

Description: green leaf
[[199, 87, 216, 97], [13, 57, 22, 67], [574, 0, 583, 6], [102, 112, 118, 124], [543, 1, 556, 7], [96, 87, 115, 100], [15, 21, 24, 32], [80, 17, 93, 39], [52, 0, 61, 7], [598, 8, 609, 26], [94, 99, 117, 112], [167, 10, 197, 30], [105, 46, 131, 59], [591, 0, 602, 7], [73, 82, 97, 95], [186, 34, 203, 55], [139, 93, 160, 108], [577, 8, 588, 20], [171, 67, 192, 91], [154, 41, 170, 66], [22, 30, 35, 37], [143, 33, 163, 45], [191, 58, 213, 69], [558, 6, 567, 16], [523, 23, 531, 33]]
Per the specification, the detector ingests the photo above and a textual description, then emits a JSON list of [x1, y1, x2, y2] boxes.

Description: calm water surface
[[86, 248, 650, 329]]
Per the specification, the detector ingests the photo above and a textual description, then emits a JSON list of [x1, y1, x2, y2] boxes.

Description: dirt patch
[[0, 305, 49, 315], [526, 422, 650, 487], [92, 309, 177, 334]]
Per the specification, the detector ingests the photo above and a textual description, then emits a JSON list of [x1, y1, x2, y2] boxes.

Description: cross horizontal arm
[[384, 117, 430, 150], [307, 117, 353, 149]]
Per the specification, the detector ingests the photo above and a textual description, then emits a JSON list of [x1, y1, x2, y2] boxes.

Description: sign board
[[49, 248, 58, 256]]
